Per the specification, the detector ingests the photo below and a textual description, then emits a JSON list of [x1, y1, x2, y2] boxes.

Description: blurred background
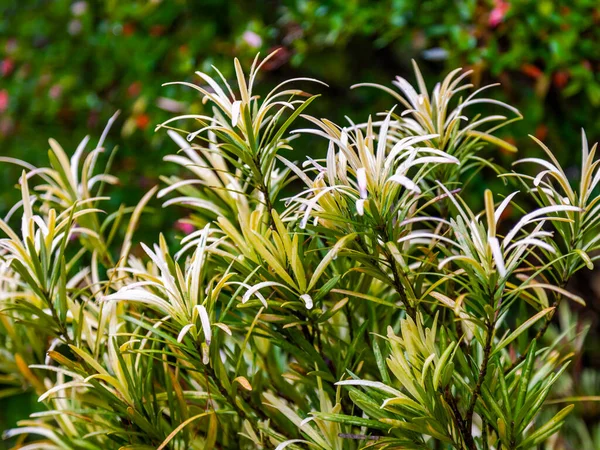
[[1, 0, 599, 445]]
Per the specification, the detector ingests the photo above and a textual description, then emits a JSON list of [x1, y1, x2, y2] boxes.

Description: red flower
[[261, 46, 291, 71], [150, 25, 166, 37], [0, 89, 9, 113], [127, 81, 142, 98], [535, 124, 548, 141], [123, 23, 136, 36], [521, 63, 543, 79], [135, 114, 150, 129], [553, 71, 569, 89]]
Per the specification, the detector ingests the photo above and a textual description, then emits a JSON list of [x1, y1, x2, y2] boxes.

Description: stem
[[482, 419, 489, 450], [346, 303, 355, 343], [387, 250, 417, 319], [362, 220, 417, 320], [466, 318, 494, 432], [444, 387, 476, 450], [204, 361, 246, 416], [253, 156, 275, 228], [42, 289, 74, 347], [313, 319, 322, 353], [261, 184, 275, 227]]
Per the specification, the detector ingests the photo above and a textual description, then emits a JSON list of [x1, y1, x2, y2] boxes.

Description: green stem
[[42, 289, 73, 347], [253, 156, 275, 228], [386, 249, 417, 319]]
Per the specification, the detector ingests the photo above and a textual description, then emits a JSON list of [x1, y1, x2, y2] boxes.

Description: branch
[[466, 318, 495, 432], [444, 387, 476, 450], [253, 155, 275, 228], [387, 250, 417, 319]]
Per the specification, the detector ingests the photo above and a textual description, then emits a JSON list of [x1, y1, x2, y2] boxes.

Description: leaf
[[331, 289, 400, 308], [433, 342, 456, 389], [317, 296, 348, 323], [512, 284, 585, 306], [205, 412, 217, 450], [574, 249, 594, 270], [233, 376, 253, 391], [466, 130, 517, 152], [373, 337, 391, 385], [38, 381, 93, 402], [335, 380, 402, 397], [308, 233, 356, 291], [381, 395, 423, 413], [275, 440, 316, 450], [195, 304, 212, 345], [247, 230, 297, 288], [484, 189, 496, 237], [157, 411, 216, 450], [15, 354, 45, 394], [311, 412, 391, 430], [546, 396, 600, 404], [68, 345, 108, 376], [515, 340, 537, 414], [518, 405, 574, 448], [493, 308, 554, 355]]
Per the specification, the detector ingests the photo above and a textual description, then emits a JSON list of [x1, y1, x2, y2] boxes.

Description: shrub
[[0, 53, 598, 449]]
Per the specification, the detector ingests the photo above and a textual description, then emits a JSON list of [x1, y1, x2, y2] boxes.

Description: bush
[[1, 54, 599, 449]]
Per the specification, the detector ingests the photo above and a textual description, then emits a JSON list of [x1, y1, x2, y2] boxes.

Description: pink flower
[[71, 1, 88, 16], [0, 89, 9, 113], [489, 0, 510, 27], [1, 59, 14, 77], [5, 39, 17, 54], [0, 117, 14, 135], [156, 97, 185, 113], [68, 19, 82, 35], [242, 31, 262, 49], [174, 220, 195, 235], [49, 84, 62, 99]]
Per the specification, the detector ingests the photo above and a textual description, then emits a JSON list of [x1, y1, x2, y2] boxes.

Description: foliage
[[1, 54, 599, 449], [2, 0, 600, 219], [0, 0, 274, 218]]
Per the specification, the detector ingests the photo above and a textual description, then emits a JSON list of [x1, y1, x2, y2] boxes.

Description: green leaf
[[311, 412, 390, 430], [518, 405, 574, 448], [308, 233, 356, 291], [373, 337, 391, 385], [433, 342, 456, 389], [493, 308, 553, 356], [515, 340, 537, 414]]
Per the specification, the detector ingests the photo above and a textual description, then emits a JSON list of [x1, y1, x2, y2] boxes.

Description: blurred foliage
[[2, 1, 600, 216], [0, 0, 278, 232]]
